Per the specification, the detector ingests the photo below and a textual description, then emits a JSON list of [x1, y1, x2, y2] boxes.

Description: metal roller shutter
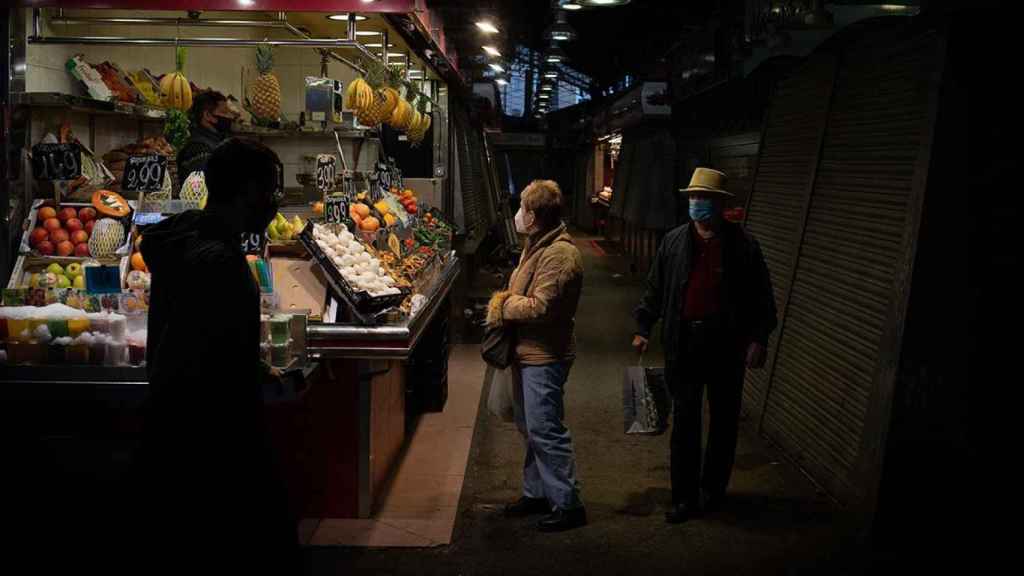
[[742, 54, 837, 416], [760, 31, 942, 503]]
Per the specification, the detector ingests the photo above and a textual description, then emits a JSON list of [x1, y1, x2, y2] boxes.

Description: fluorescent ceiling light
[[578, 0, 631, 6], [482, 45, 502, 57], [545, 46, 568, 64], [495, 79, 508, 86], [544, 70, 559, 79], [488, 63, 505, 72], [387, 52, 406, 58], [539, 93, 551, 99], [364, 43, 394, 48], [562, 2, 583, 10], [327, 14, 368, 21], [546, 11, 577, 42], [355, 30, 380, 36], [476, 21, 500, 34]]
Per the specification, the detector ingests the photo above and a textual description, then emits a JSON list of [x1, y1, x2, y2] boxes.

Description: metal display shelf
[[14, 92, 376, 140], [306, 255, 461, 360]]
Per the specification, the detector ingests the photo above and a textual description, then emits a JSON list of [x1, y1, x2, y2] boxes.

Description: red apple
[[56, 240, 74, 257], [77, 207, 97, 222], [44, 217, 62, 232], [74, 242, 91, 257], [84, 220, 95, 234], [58, 207, 78, 223], [50, 228, 70, 244], [37, 240, 55, 255], [71, 230, 89, 245], [38, 206, 57, 221], [65, 218, 84, 233], [30, 227, 49, 247]]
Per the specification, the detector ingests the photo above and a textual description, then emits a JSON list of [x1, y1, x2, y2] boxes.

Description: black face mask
[[213, 115, 233, 135]]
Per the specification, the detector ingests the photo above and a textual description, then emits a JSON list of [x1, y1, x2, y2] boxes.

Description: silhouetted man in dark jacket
[[132, 138, 296, 570]]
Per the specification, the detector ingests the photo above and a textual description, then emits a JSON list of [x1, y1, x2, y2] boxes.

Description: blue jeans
[[514, 362, 583, 511]]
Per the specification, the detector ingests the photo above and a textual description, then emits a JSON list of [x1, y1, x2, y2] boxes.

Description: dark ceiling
[[432, 0, 728, 89]]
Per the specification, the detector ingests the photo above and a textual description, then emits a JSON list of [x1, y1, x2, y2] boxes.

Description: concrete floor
[[306, 236, 866, 575]]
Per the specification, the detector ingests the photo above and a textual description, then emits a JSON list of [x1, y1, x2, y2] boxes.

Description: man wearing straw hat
[[632, 168, 778, 524]]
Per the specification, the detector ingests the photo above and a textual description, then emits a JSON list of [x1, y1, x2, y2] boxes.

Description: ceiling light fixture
[[562, 1, 584, 10], [495, 78, 508, 86], [577, 0, 632, 6], [544, 45, 568, 64], [327, 14, 368, 21], [355, 30, 380, 36], [482, 45, 502, 57], [543, 68, 559, 79], [488, 63, 505, 72], [364, 42, 395, 48], [475, 21, 500, 34], [546, 11, 577, 42]]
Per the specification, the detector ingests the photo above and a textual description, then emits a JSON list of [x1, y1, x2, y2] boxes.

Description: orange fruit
[[353, 203, 371, 219], [131, 252, 146, 272], [359, 216, 380, 232]]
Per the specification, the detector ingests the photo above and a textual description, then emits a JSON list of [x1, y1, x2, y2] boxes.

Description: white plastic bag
[[486, 365, 517, 423]]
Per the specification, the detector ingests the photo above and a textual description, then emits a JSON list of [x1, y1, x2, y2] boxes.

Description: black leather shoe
[[665, 502, 699, 524], [538, 507, 587, 532], [504, 497, 550, 518]]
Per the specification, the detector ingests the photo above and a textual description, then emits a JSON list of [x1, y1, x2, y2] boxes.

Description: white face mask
[[514, 206, 535, 234]]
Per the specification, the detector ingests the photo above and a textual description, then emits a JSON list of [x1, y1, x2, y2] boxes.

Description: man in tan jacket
[[487, 180, 586, 532]]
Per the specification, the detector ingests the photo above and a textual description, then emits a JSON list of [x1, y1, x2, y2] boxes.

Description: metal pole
[[27, 36, 371, 48], [50, 16, 290, 28]]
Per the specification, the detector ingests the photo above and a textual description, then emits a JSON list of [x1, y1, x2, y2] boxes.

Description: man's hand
[[632, 335, 649, 355], [746, 342, 767, 369]]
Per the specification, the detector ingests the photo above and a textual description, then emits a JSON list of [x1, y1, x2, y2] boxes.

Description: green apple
[[46, 263, 64, 276], [73, 275, 86, 290], [56, 274, 71, 289], [65, 262, 84, 278]]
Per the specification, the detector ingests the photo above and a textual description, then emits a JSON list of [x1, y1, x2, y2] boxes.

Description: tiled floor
[[306, 345, 485, 548]]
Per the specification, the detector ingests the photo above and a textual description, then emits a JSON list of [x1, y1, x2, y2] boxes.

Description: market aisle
[[307, 233, 863, 575]]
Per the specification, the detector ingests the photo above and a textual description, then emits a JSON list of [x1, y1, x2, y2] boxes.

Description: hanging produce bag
[[622, 358, 671, 435]]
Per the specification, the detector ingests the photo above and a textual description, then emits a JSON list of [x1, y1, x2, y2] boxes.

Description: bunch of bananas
[[345, 78, 375, 112], [387, 97, 416, 130], [407, 112, 433, 144], [357, 87, 400, 126]]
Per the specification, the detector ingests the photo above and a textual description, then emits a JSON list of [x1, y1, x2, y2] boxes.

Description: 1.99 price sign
[[123, 154, 168, 192], [31, 143, 82, 181]]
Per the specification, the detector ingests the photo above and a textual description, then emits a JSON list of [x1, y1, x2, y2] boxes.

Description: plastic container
[[128, 342, 146, 366], [270, 340, 292, 368], [106, 341, 128, 366], [269, 315, 291, 345], [67, 317, 90, 337]]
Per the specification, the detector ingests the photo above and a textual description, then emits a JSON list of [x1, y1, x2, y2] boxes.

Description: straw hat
[[679, 167, 733, 197]]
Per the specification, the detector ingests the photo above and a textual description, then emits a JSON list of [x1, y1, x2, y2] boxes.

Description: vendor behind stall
[[176, 90, 236, 188]]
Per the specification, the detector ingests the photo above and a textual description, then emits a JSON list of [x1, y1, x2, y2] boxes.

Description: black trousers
[[669, 320, 746, 506]]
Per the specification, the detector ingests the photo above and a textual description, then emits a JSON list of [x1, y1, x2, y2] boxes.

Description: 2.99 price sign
[[123, 154, 168, 192], [316, 155, 337, 192], [324, 194, 350, 225], [31, 143, 82, 181]]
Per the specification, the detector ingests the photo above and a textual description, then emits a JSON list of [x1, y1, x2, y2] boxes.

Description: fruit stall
[[2, 2, 466, 520]]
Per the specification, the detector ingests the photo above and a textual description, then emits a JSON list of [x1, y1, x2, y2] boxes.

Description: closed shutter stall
[[706, 133, 760, 209], [742, 54, 836, 415], [760, 30, 942, 502]]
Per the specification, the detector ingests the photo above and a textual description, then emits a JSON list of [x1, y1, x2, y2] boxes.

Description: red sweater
[[683, 230, 722, 320]]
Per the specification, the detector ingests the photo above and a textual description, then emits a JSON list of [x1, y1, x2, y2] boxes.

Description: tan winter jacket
[[487, 223, 583, 365]]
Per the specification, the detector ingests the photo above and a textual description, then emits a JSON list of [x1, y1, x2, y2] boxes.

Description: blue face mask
[[689, 198, 715, 222]]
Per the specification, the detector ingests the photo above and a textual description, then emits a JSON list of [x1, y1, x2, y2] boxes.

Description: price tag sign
[[241, 231, 267, 255], [374, 161, 390, 200], [123, 154, 167, 192], [316, 154, 337, 192], [31, 143, 82, 181], [324, 194, 350, 226]]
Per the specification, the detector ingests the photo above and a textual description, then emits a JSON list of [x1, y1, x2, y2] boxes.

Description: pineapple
[[250, 45, 281, 121]]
